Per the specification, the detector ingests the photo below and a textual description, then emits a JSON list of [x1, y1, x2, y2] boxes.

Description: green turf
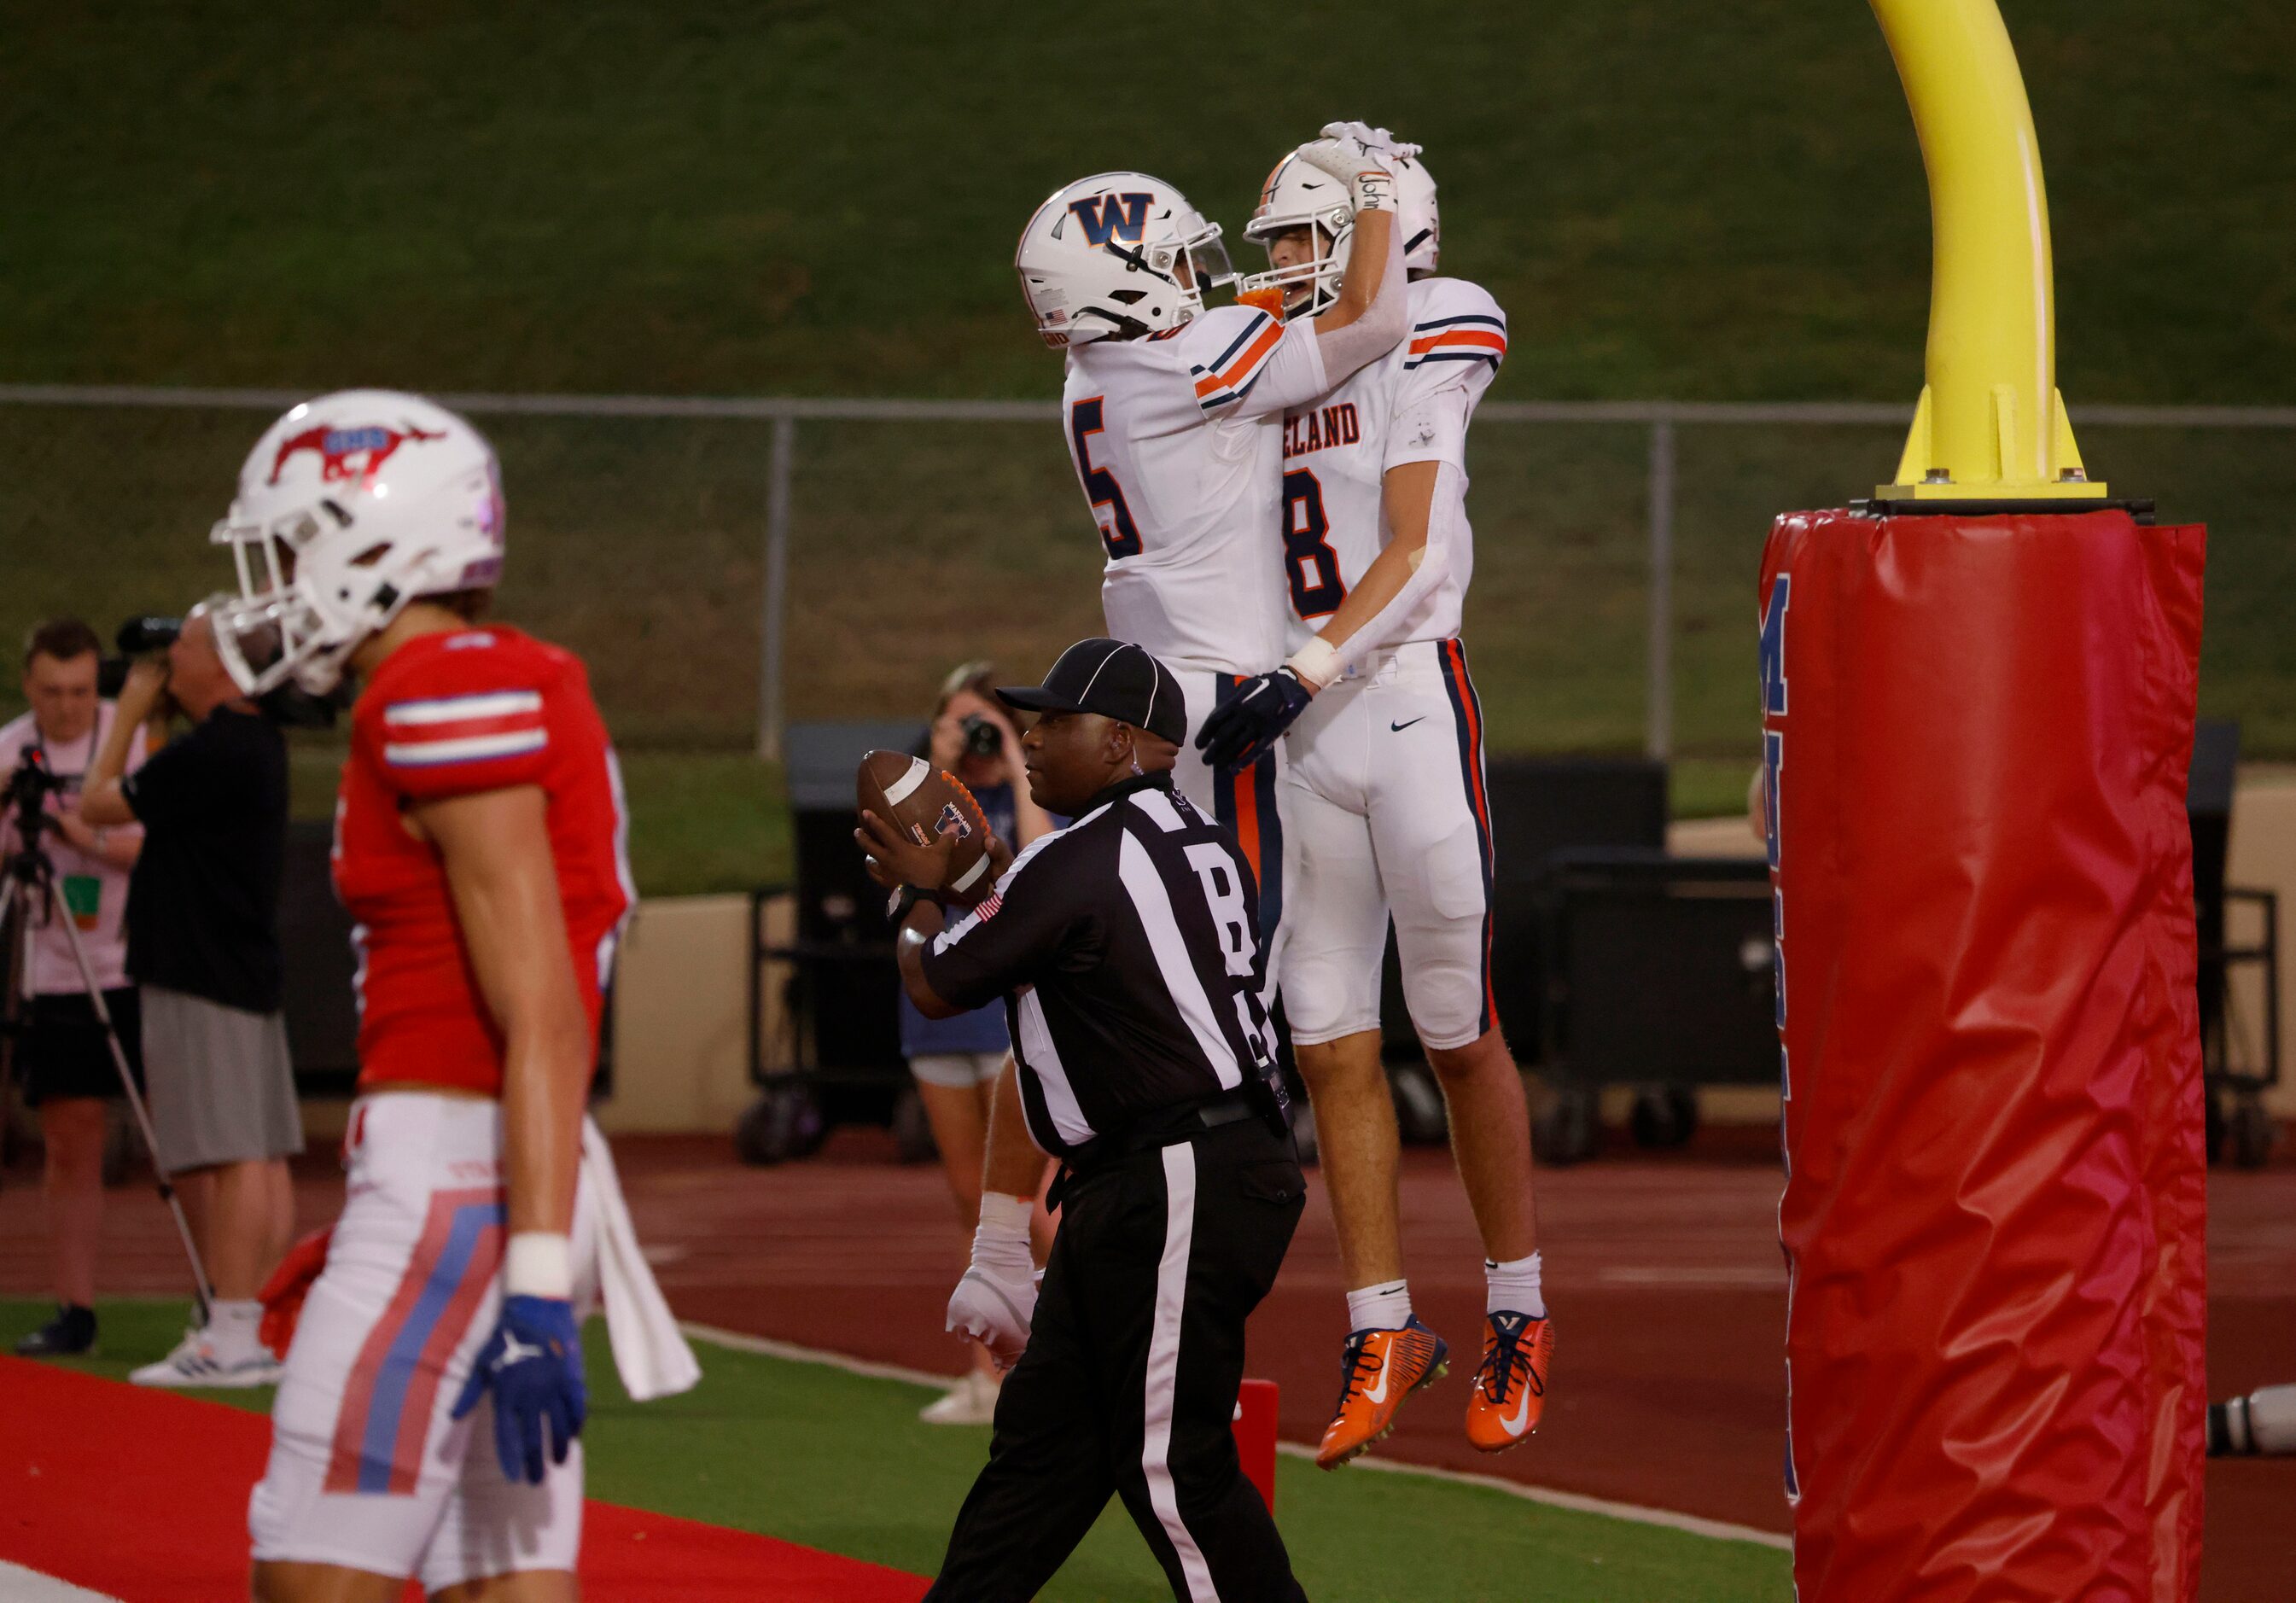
[[1, 1299, 1791, 1602]]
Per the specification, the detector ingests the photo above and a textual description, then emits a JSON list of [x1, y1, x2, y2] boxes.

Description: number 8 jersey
[[1061, 304, 1334, 678], [1277, 277, 1506, 650]]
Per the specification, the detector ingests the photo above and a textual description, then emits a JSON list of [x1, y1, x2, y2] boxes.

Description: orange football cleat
[[1315, 1317, 1448, 1469], [1464, 1310, 1553, 1452]]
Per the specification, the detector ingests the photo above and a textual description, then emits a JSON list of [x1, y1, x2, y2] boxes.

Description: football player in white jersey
[[1198, 125, 1551, 1468], [1015, 142, 1408, 938]]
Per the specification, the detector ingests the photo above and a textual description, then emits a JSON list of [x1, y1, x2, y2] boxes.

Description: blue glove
[[1196, 668, 1314, 771], [452, 1294, 586, 1485]]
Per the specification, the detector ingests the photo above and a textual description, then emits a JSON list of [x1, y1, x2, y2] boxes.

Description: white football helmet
[[1242, 137, 1439, 317], [1015, 172, 1235, 347], [1396, 149, 1441, 275], [206, 389, 504, 695]]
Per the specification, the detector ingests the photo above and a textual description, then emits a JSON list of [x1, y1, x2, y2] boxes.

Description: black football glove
[[1196, 667, 1314, 771]]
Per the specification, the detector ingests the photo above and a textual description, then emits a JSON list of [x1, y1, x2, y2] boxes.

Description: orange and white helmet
[[1242, 131, 1439, 317], [1015, 172, 1234, 347], [206, 389, 504, 695]]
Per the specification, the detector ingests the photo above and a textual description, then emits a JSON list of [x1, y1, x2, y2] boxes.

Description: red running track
[[0, 1356, 927, 1601], [3, 1127, 2290, 1597]]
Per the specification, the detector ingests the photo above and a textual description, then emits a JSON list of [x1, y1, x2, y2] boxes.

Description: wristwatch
[[888, 883, 925, 922]]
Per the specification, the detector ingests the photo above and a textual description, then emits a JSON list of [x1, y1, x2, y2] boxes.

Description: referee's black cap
[[997, 638, 1187, 746]]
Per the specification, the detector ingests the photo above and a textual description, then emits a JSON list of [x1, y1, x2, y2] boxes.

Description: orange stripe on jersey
[[1229, 762, 1262, 884], [1193, 321, 1285, 399], [1407, 329, 1507, 357]]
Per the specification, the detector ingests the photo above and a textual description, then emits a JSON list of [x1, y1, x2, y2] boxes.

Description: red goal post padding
[[1760, 506, 2207, 1603]]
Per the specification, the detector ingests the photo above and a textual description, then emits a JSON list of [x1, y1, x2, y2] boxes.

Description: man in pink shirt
[[3, 619, 147, 1357]]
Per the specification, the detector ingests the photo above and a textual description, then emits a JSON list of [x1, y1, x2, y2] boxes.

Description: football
[[856, 749, 996, 900]]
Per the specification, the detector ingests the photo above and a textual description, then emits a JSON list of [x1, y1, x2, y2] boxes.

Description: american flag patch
[[381, 689, 548, 768], [973, 890, 1004, 922]]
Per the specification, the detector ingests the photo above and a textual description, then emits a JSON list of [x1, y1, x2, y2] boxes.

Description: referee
[[860, 638, 1310, 1603]]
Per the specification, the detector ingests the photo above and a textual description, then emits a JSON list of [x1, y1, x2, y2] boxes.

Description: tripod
[[1, 796, 213, 1323]]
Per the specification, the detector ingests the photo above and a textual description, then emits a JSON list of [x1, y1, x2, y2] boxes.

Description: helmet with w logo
[[1015, 172, 1235, 347]]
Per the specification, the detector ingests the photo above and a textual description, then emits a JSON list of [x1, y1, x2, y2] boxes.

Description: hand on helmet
[[1294, 136, 1396, 214], [1320, 121, 1423, 169]]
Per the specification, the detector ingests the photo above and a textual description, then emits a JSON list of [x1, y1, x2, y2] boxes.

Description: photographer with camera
[[906, 662, 1053, 1424], [77, 605, 301, 1386], [3, 619, 150, 1357]]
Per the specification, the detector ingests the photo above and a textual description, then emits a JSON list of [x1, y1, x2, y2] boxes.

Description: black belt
[[1046, 1090, 1275, 1212]]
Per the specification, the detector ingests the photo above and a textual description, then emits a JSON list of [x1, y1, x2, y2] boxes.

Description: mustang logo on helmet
[[1065, 193, 1151, 251], [268, 422, 447, 487]]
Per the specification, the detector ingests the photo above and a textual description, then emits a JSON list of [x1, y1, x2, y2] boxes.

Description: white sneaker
[[919, 1370, 1000, 1425], [128, 1325, 283, 1389]]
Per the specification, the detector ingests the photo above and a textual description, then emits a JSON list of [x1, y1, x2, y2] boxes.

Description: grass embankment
[[6, 2, 2287, 403], [3, 0, 2288, 867]]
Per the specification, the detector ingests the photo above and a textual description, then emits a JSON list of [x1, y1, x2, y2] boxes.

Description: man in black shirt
[[81, 608, 300, 1387], [862, 638, 1309, 1603]]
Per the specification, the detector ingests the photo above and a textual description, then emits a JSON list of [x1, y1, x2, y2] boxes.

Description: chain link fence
[[4, 387, 2292, 771]]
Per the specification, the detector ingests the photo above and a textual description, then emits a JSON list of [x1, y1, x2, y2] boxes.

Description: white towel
[[580, 1116, 702, 1402]]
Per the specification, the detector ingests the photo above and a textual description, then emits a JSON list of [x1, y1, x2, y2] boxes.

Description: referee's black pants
[[926, 1116, 1309, 1603]]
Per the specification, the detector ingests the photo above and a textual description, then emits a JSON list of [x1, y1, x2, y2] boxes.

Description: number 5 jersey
[[1059, 304, 1336, 679]]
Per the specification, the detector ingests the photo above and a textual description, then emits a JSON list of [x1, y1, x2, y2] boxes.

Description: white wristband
[[504, 1231, 574, 1299], [976, 1192, 1034, 1241], [1286, 637, 1340, 690]]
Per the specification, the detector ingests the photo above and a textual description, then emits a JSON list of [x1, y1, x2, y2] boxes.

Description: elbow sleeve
[[1320, 463, 1464, 680], [1311, 213, 1408, 382]]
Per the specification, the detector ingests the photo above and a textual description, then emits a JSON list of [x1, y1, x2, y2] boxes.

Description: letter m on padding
[[1759, 574, 1790, 719], [1069, 193, 1151, 249]]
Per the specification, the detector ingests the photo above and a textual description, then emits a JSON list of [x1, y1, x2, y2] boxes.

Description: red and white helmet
[[1242, 131, 1439, 317], [206, 389, 504, 695], [1015, 172, 1234, 347]]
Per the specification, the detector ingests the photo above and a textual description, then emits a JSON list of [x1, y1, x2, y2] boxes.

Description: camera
[[3, 748, 65, 829], [961, 714, 1003, 760], [96, 615, 183, 697]]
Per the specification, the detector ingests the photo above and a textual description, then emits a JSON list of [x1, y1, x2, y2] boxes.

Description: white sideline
[[0, 1561, 122, 1601], [678, 1321, 1795, 1553]]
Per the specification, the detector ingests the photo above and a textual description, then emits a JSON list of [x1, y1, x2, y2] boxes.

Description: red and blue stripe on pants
[[324, 1187, 506, 1495]]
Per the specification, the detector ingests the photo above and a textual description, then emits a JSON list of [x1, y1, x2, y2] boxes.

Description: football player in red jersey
[[203, 390, 633, 1602]]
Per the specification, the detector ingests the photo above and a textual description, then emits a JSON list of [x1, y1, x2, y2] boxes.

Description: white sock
[[1485, 1252, 1546, 1319], [207, 1298, 264, 1356], [1345, 1280, 1413, 1332]]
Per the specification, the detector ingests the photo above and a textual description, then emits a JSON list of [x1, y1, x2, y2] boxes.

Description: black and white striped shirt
[[918, 772, 1276, 1156]]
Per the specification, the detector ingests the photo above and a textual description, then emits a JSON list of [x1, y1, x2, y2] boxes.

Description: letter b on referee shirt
[[1186, 842, 1254, 976]]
